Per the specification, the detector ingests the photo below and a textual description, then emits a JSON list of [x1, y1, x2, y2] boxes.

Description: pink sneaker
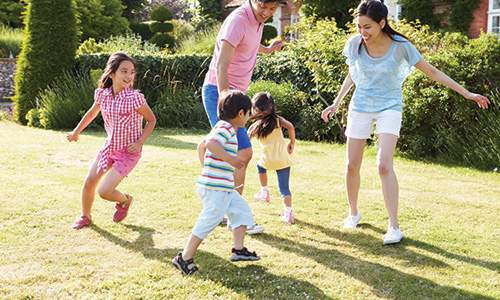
[[254, 189, 270, 203], [113, 194, 133, 223], [72, 215, 91, 229]]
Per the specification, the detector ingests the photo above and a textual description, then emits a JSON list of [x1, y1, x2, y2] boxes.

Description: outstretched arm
[[67, 102, 101, 142], [415, 59, 490, 109]]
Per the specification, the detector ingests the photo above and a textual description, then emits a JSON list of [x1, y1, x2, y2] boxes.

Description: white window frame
[[488, 0, 500, 37]]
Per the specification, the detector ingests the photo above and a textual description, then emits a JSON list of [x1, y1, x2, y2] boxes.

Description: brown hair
[[217, 90, 252, 122], [249, 92, 278, 139], [98, 52, 136, 89]]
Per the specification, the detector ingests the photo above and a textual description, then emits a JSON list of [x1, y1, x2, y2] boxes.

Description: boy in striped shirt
[[172, 90, 259, 275]]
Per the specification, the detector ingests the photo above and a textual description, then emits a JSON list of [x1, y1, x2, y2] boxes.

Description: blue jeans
[[257, 165, 291, 197], [202, 84, 252, 151]]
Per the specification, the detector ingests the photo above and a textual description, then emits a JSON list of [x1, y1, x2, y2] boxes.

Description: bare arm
[[67, 102, 101, 142], [197, 139, 207, 166], [279, 116, 296, 154], [259, 40, 283, 54], [217, 41, 236, 93], [321, 73, 354, 122], [127, 103, 157, 153], [415, 59, 490, 109]]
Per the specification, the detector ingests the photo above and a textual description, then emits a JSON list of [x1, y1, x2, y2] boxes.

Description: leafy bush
[[151, 83, 209, 129], [171, 19, 195, 45], [176, 23, 220, 55], [25, 108, 40, 127], [14, 0, 78, 124], [149, 5, 175, 48], [76, 34, 163, 57], [37, 71, 100, 129], [261, 25, 278, 45], [0, 25, 22, 58], [74, 0, 130, 42], [130, 22, 153, 41]]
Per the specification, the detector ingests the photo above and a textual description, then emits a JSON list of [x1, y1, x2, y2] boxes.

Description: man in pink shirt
[[202, 0, 291, 234]]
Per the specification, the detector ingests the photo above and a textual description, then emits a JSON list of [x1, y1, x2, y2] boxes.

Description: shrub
[[151, 83, 209, 129], [130, 22, 153, 41], [14, 0, 78, 124], [0, 25, 22, 58], [149, 6, 175, 48], [261, 25, 278, 45], [76, 34, 162, 57], [74, 0, 130, 42], [25, 108, 40, 127], [171, 19, 195, 46], [176, 23, 220, 55], [37, 71, 100, 129]]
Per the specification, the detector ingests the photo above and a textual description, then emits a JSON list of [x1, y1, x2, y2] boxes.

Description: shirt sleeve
[[132, 91, 146, 110], [403, 41, 422, 66], [208, 124, 233, 146], [219, 15, 245, 48], [94, 88, 103, 105], [342, 35, 360, 66]]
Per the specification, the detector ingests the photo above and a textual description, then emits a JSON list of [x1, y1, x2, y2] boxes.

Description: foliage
[[14, 0, 78, 124], [301, 0, 358, 28], [0, 25, 23, 57], [0, 0, 24, 28], [76, 34, 162, 57]]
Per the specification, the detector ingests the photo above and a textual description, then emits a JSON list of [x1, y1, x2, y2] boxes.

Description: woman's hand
[[321, 104, 338, 123], [127, 142, 143, 153], [466, 92, 490, 109]]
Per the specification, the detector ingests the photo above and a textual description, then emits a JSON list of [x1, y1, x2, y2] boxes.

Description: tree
[[14, 0, 78, 123], [302, 0, 358, 28], [149, 5, 175, 48], [139, 0, 191, 21], [198, 0, 222, 21], [121, 0, 147, 22], [0, 0, 24, 28], [74, 0, 130, 42]]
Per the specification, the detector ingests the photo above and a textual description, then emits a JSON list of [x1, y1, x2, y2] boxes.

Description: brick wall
[[469, 0, 489, 38]]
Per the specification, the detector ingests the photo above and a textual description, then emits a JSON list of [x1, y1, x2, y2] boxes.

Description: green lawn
[[0, 120, 499, 299]]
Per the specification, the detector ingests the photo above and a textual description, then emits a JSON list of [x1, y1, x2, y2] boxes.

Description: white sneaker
[[246, 224, 264, 235], [254, 189, 270, 203], [282, 208, 294, 224], [383, 227, 404, 245], [343, 213, 361, 229]]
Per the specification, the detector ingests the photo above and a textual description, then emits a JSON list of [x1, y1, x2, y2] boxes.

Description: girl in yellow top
[[248, 92, 296, 224]]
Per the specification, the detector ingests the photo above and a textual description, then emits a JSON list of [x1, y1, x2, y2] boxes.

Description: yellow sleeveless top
[[257, 119, 294, 170]]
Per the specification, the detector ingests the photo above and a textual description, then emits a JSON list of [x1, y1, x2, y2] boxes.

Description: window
[[489, 0, 500, 37]]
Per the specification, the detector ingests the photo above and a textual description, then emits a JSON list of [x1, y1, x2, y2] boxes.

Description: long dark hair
[[356, 0, 410, 52], [249, 92, 279, 139], [98, 52, 136, 89]]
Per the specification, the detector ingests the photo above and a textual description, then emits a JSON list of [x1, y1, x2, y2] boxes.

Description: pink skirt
[[97, 148, 141, 177]]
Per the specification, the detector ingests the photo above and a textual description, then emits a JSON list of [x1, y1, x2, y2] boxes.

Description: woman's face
[[110, 60, 136, 91], [356, 15, 385, 43]]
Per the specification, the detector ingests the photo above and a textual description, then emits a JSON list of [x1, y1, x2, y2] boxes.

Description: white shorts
[[345, 110, 402, 139]]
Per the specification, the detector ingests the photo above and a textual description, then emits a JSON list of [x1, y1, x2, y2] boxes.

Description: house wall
[[469, 0, 489, 37]]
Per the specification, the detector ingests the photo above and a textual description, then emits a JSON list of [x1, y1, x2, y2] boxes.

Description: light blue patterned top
[[343, 34, 422, 112]]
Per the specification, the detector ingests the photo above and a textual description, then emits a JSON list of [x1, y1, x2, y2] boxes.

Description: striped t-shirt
[[197, 121, 238, 191]]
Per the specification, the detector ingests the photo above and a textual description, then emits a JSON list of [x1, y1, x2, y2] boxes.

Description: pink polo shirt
[[204, 0, 263, 92]]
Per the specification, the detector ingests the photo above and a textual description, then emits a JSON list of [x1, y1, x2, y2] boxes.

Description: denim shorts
[[202, 84, 252, 150], [192, 187, 255, 240]]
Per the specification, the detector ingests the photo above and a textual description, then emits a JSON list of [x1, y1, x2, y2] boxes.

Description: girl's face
[[356, 15, 385, 43], [110, 60, 136, 91], [251, 0, 279, 23]]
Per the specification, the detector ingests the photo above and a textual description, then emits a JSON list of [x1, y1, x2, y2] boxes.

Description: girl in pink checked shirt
[[67, 52, 156, 229]]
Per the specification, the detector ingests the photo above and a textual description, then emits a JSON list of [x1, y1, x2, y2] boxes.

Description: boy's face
[[234, 109, 250, 127]]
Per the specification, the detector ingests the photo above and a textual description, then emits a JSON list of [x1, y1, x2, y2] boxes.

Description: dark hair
[[249, 92, 278, 139], [356, 0, 410, 52], [254, 0, 285, 4], [98, 52, 136, 89], [218, 90, 252, 122]]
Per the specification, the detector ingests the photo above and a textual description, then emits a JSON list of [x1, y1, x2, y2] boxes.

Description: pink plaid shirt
[[95, 87, 146, 172]]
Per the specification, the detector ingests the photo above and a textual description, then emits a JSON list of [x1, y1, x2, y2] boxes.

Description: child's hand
[[67, 131, 79, 142], [127, 142, 143, 153], [228, 157, 245, 169], [466, 92, 490, 109], [287, 142, 295, 154]]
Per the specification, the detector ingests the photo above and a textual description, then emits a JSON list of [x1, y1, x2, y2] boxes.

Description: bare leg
[[377, 134, 399, 228], [234, 148, 252, 195], [81, 159, 106, 218], [232, 225, 246, 249], [345, 138, 366, 216], [97, 167, 129, 205], [283, 195, 292, 207], [258, 172, 268, 187], [182, 235, 203, 260]]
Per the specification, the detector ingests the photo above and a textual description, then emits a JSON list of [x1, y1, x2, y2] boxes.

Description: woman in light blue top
[[321, 0, 490, 245]]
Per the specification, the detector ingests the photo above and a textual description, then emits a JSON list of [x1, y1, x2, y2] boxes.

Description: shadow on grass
[[359, 223, 500, 272], [255, 223, 495, 299], [91, 223, 330, 299]]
